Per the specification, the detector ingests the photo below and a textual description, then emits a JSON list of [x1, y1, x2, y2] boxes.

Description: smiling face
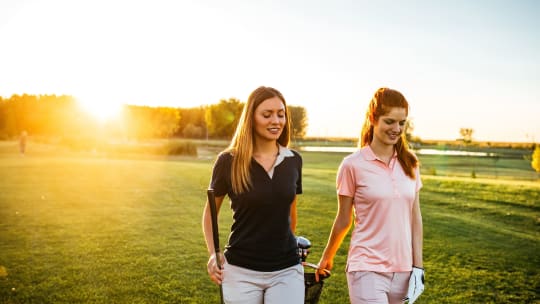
[[253, 96, 286, 143], [372, 106, 407, 146]]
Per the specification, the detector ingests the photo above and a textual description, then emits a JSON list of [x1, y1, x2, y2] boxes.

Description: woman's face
[[253, 96, 286, 143], [372, 106, 407, 146]]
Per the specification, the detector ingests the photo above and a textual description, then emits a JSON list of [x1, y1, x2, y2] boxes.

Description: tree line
[[0, 94, 308, 141]]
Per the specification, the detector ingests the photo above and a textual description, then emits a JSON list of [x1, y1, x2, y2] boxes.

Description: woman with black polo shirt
[[202, 86, 304, 303]]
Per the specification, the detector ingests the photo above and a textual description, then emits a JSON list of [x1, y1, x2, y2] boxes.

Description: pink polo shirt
[[337, 146, 422, 273]]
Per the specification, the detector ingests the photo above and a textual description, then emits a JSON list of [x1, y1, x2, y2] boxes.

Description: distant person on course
[[202, 86, 305, 303], [317, 87, 425, 304]]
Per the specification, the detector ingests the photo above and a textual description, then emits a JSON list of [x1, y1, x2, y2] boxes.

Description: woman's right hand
[[207, 253, 224, 285], [315, 258, 333, 282]]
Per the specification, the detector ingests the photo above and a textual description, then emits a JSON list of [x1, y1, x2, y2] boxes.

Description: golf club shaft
[[207, 189, 224, 304]]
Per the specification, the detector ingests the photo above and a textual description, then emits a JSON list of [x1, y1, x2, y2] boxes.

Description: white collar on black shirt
[[268, 145, 294, 178]]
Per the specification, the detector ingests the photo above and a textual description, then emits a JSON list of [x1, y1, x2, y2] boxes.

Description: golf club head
[[296, 236, 311, 262], [296, 236, 311, 249]]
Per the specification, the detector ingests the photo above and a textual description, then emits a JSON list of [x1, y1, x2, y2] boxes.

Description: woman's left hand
[[206, 253, 224, 285]]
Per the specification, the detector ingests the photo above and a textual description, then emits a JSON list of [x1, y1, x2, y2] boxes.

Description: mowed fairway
[[1, 147, 539, 303]]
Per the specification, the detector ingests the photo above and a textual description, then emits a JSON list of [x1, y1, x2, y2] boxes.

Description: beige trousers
[[222, 263, 304, 304], [347, 271, 410, 304]]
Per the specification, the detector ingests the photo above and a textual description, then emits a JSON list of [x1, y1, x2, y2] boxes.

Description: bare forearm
[[202, 205, 216, 255], [322, 218, 351, 260], [322, 195, 354, 260], [412, 220, 423, 267]]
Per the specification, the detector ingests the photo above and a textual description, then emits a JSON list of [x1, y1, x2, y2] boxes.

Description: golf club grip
[[207, 189, 224, 304], [207, 189, 221, 264]]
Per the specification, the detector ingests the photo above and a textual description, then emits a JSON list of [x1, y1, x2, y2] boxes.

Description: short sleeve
[[210, 152, 231, 197], [336, 158, 356, 197]]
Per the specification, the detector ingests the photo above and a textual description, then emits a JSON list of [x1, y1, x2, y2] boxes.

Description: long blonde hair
[[360, 87, 418, 179], [227, 86, 291, 194]]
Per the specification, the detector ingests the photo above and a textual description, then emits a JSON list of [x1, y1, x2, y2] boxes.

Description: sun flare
[[77, 96, 123, 122]]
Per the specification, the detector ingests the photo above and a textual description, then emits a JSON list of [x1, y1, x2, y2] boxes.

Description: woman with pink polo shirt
[[317, 88, 425, 304]]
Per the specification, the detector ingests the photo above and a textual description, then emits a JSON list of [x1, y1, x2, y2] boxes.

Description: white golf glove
[[404, 266, 424, 304]]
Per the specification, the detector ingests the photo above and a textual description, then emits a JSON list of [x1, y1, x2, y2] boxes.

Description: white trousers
[[347, 271, 409, 304], [222, 263, 304, 304]]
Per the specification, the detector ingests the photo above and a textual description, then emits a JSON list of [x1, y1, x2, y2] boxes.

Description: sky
[[1, 0, 539, 143]]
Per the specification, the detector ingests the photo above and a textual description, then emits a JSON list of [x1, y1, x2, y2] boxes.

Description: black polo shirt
[[210, 147, 302, 272]]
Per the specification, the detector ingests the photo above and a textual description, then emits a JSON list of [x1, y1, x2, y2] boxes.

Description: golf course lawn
[[0, 146, 538, 303]]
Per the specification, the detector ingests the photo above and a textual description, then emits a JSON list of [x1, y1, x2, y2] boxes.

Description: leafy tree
[[123, 105, 181, 139], [532, 145, 540, 173], [403, 119, 423, 148], [0, 93, 312, 143], [0, 93, 86, 138], [177, 106, 207, 137], [182, 123, 204, 139], [205, 98, 243, 139], [405, 119, 417, 143], [459, 128, 474, 144], [155, 107, 181, 138], [288, 105, 308, 139]]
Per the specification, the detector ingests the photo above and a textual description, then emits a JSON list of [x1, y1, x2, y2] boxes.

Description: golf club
[[207, 188, 224, 304], [297, 236, 331, 304], [297, 236, 311, 262]]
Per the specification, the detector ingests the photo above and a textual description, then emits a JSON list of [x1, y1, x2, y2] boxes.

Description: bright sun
[[77, 95, 123, 122]]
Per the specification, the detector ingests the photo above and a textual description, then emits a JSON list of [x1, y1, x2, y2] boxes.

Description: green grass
[[0, 144, 539, 303], [418, 154, 537, 181]]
